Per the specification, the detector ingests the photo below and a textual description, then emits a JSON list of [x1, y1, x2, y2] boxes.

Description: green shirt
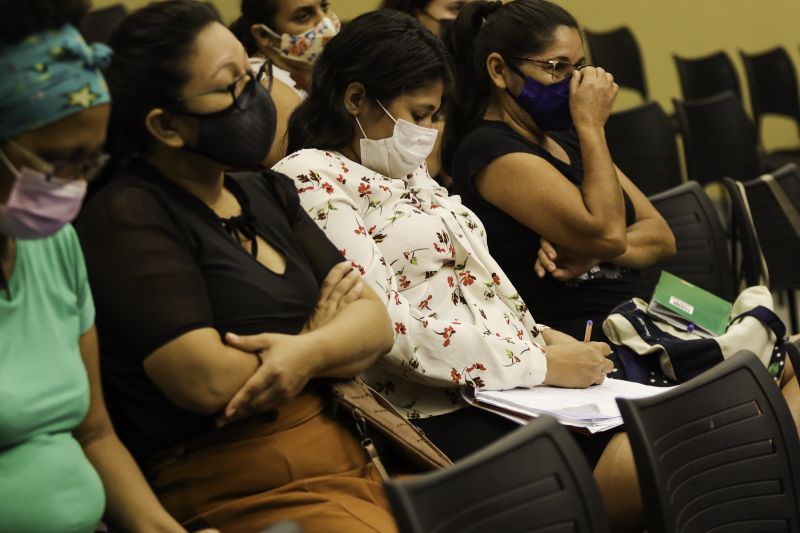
[[0, 225, 105, 532]]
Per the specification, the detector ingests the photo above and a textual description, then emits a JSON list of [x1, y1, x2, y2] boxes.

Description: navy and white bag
[[603, 286, 787, 386]]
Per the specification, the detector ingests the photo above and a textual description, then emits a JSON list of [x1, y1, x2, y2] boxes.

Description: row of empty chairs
[[588, 26, 800, 195], [386, 349, 800, 532]]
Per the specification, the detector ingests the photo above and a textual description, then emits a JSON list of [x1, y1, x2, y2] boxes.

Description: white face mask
[[356, 100, 438, 179]]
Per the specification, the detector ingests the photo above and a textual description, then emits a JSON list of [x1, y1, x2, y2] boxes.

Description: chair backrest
[[734, 164, 800, 291], [722, 177, 765, 287], [384, 416, 609, 533], [79, 4, 128, 44], [740, 47, 800, 134], [585, 26, 648, 99], [674, 91, 761, 185], [605, 101, 682, 196], [642, 181, 736, 301], [673, 51, 741, 102], [617, 351, 800, 533]]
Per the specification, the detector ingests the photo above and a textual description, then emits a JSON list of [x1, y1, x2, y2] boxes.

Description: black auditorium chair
[[605, 101, 682, 196], [723, 164, 800, 332], [740, 46, 800, 168], [642, 181, 736, 301], [674, 91, 761, 186], [79, 4, 127, 44], [673, 50, 742, 102], [584, 26, 648, 100], [384, 416, 609, 533], [618, 351, 800, 533]]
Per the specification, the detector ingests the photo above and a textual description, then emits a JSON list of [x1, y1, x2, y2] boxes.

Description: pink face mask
[[0, 151, 87, 240]]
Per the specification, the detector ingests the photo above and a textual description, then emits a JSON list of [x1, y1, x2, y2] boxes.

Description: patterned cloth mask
[[260, 13, 340, 65]]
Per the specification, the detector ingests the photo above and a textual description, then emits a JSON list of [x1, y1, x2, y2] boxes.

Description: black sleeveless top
[[451, 120, 641, 340], [77, 159, 343, 462]]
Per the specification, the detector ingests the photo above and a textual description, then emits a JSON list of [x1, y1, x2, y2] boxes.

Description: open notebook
[[464, 379, 670, 433]]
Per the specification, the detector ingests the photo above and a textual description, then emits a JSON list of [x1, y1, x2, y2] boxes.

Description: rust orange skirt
[[145, 391, 397, 533]]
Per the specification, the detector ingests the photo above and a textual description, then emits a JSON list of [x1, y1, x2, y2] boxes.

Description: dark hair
[[103, 0, 219, 160], [229, 0, 280, 55], [286, 9, 452, 153], [441, 0, 578, 171], [380, 0, 431, 13], [0, 0, 90, 46]]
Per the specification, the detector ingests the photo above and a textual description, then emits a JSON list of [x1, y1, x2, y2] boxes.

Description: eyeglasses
[[175, 60, 273, 110], [513, 56, 591, 80], [4, 139, 109, 182]]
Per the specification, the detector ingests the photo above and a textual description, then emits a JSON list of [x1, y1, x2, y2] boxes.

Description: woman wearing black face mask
[[381, 0, 477, 42], [76, 2, 401, 531], [445, 0, 676, 345]]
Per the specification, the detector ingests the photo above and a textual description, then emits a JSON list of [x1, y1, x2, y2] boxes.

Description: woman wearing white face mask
[[230, 0, 340, 166], [274, 17, 644, 523], [0, 2, 193, 531]]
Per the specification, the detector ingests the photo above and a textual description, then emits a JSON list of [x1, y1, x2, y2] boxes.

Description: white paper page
[[475, 378, 669, 421]]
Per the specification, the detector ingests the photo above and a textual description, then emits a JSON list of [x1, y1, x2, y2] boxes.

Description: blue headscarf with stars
[[0, 24, 112, 141]]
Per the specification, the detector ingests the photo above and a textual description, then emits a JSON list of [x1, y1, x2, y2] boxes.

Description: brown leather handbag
[[328, 378, 452, 479]]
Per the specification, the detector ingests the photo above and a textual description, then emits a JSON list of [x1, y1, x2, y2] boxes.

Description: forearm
[[610, 219, 676, 270], [575, 126, 626, 239], [305, 296, 393, 378], [81, 433, 184, 533]]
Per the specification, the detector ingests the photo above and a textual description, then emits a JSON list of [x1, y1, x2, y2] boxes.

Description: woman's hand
[[218, 332, 322, 425], [569, 66, 619, 129], [543, 339, 614, 388], [303, 261, 364, 333], [534, 238, 600, 281]]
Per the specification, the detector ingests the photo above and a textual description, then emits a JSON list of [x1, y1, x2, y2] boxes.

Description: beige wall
[[92, 0, 800, 150]]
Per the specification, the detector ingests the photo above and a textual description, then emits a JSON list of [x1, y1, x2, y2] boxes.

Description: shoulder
[[19, 225, 83, 288], [80, 175, 171, 229], [231, 169, 299, 213], [274, 149, 367, 194], [452, 120, 543, 181]]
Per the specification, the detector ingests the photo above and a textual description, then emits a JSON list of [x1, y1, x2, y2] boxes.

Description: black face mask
[[173, 78, 277, 169], [438, 18, 455, 49]]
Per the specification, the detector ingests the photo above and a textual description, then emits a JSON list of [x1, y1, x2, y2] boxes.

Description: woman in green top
[[0, 1, 191, 531]]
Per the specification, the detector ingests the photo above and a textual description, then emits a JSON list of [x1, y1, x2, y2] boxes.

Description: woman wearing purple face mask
[[0, 1, 192, 532], [445, 0, 676, 347]]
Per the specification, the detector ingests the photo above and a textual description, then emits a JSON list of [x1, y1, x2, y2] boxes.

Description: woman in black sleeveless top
[[445, 0, 675, 341]]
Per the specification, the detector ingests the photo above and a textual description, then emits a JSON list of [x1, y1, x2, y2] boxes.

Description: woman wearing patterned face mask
[[0, 1, 192, 531], [230, 0, 340, 166]]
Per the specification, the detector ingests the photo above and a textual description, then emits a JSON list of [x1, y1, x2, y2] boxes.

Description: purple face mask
[[0, 153, 87, 240], [507, 64, 573, 132]]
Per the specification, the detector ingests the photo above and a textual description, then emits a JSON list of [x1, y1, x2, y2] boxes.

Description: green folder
[[647, 271, 733, 336]]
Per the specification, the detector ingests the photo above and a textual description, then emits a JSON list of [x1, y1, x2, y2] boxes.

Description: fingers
[[220, 383, 280, 426], [317, 261, 353, 304], [324, 268, 362, 309], [225, 365, 273, 417], [225, 332, 277, 353], [540, 239, 558, 261]]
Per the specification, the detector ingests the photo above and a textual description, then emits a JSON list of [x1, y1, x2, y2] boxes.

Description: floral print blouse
[[274, 149, 549, 418]]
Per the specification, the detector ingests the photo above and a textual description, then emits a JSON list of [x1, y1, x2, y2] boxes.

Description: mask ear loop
[[354, 116, 370, 140], [375, 99, 398, 124]]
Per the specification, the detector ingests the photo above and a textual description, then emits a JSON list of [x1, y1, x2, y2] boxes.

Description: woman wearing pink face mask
[[230, 0, 341, 166], [0, 1, 192, 531]]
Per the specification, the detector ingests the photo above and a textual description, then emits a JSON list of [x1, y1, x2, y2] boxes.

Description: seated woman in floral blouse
[[275, 10, 643, 531]]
